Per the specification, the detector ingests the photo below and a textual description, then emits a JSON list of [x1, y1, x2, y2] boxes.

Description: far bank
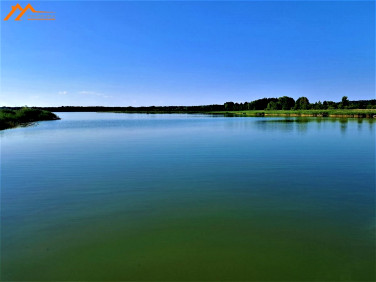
[[209, 109, 376, 118]]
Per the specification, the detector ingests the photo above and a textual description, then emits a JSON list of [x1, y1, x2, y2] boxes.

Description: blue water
[[1, 113, 375, 281]]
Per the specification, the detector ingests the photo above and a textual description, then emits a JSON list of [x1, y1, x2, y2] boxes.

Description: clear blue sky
[[1, 1, 374, 106]]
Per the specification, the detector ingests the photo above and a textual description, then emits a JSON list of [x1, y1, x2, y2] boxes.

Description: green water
[[1, 113, 375, 281]]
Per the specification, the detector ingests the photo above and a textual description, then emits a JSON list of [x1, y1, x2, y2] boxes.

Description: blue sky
[[1, 1, 374, 106]]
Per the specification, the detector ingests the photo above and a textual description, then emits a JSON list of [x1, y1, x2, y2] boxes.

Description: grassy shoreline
[[0, 108, 60, 130], [208, 109, 376, 118]]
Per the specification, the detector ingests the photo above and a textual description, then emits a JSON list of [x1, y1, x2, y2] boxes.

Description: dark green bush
[[0, 107, 59, 130]]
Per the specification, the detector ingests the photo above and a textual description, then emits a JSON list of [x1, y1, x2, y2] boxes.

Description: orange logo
[[4, 3, 55, 21]]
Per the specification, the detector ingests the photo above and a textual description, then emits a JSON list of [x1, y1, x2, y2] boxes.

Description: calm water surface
[[1, 113, 375, 281]]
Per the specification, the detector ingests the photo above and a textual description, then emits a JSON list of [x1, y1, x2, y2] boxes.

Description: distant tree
[[322, 101, 329, 109], [312, 101, 324, 110], [294, 97, 310, 110], [342, 96, 349, 107], [278, 96, 295, 110], [248, 98, 278, 110], [266, 101, 281, 110], [224, 102, 234, 111], [323, 101, 337, 109]]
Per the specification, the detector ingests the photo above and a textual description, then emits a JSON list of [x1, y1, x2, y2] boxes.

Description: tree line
[[2, 97, 376, 113], [224, 96, 376, 111]]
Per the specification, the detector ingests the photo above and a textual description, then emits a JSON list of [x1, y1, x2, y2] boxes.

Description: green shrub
[[0, 108, 59, 130]]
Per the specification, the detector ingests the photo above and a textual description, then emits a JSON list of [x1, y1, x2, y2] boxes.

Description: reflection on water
[[1, 113, 375, 281]]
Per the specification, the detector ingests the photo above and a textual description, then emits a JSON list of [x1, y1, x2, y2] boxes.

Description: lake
[[1, 113, 375, 281]]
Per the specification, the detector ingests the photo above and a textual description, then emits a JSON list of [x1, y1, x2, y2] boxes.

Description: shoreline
[[0, 108, 60, 130], [208, 109, 376, 118], [107, 110, 376, 118]]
